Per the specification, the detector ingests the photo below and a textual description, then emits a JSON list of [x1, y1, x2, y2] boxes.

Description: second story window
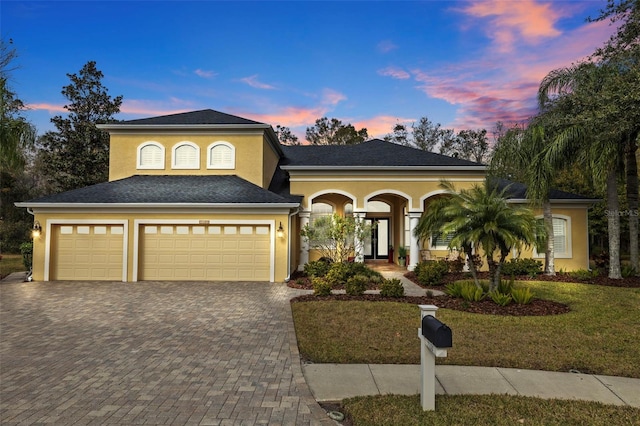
[[172, 142, 200, 169], [208, 142, 235, 169], [137, 142, 165, 169]]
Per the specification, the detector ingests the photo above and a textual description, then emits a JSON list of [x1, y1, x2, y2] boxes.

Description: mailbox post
[[418, 304, 452, 411]]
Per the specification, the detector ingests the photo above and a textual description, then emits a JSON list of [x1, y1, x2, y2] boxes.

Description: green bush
[[621, 264, 637, 278], [490, 291, 512, 306], [496, 278, 514, 294], [304, 260, 331, 277], [345, 262, 383, 281], [380, 278, 405, 298], [511, 287, 534, 305], [416, 260, 448, 286], [312, 277, 333, 296], [501, 258, 542, 276], [444, 280, 470, 298], [461, 283, 485, 302], [20, 241, 33, 270], [345, 275, 368, 296], [326, 262, 351, 286], [568, 268, 598, 281]]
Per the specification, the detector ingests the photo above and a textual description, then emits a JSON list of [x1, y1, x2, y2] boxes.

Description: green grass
[[341, 394, 640, 426], [292, 281, 640, 377], [0, 254, 25, 279]]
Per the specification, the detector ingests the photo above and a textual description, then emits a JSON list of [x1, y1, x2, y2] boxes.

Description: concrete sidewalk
[[303, 364, 640, 407]]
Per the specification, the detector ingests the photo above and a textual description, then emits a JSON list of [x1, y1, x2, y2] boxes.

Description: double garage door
[[50, 223, 272, 282]]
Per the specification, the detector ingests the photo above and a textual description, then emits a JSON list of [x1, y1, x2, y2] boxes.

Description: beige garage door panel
[[52, 225, 124, 281], [140, 224, 271, 281]]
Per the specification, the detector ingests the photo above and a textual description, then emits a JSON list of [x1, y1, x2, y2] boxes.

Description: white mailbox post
[[418, 304, 451, 411]]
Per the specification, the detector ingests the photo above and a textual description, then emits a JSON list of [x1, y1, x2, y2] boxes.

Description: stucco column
[[353, 211, 366, 263], [408, 211, 422, 271], [298, 211, 311, 271]]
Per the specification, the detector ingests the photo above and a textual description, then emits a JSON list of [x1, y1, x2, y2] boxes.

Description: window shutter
[[553, 218, 567, 254], [140, 145, 162, 167]]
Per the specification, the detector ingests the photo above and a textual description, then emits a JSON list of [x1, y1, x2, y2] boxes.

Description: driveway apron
[[0, 280, 332, 425]]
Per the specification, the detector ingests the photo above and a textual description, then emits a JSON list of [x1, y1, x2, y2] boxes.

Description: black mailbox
[[421, 315, 452, 348]]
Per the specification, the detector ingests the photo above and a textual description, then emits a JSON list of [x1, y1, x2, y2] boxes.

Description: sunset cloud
[[353, 115, 415, 139], [459, 0, 563, 52], [26, 103, 66, 113], [239, 75, 276, 90], [378, 66, 410, 80]]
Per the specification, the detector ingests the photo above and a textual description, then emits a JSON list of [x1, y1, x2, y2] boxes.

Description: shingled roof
[[19, 175, 299, 206], [116, 109, 265, 126], [493, 178, 599, 202], [280, 139, 485, 168]]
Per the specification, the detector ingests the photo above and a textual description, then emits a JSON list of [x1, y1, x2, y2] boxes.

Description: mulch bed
[[288, 270, 639, 316]]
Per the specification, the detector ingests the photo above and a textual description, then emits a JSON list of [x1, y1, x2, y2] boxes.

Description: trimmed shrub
[[345, 274, 368, 296], [511, 287, 534, 305], [304, 260, 331, 278], [502, 258, 542, 276], [416, 260, 449, 286], [490, 291, 512, 306], [20, 241, 33, 270], [345, 262, 383, 281], [568, 268, 598, 281], [326, 262, 351, 286], [312, 277, 333, 296], [380, 278, 405, 298]]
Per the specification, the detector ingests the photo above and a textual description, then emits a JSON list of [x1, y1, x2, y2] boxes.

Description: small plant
[[397, 246, 407, 258], [326, 262, 350, 286], [511, 287, 534, 305], [490, 291, 512, 306], [295, 278, 307, 286], [621, 264, 637, 278], [380, 278, 405, 297], [20, 241, 33, 270], [426, 290, 434, 297], [501, 258, 542, 276], [304, 260, 331, 278], [445, 280, 468, 298], [312, 277, 333, 296], [416, 260, 448, 286], [461, 283, 485, 302], [345, 274, 368, 296], [496, 278, 514, 294], [568, 268, 598, 281]]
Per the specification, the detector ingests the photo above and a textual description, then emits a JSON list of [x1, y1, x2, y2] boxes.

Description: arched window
[[311, 202, 333, 225], [208, 142, 235, 169], [137, 142, 165, 169], [172, 142, 200, 169]]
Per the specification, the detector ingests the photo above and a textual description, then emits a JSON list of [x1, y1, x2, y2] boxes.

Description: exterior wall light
[[277, 222, 285, 239], [32, 221, 42, 238]]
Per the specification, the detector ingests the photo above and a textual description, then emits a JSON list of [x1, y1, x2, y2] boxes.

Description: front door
[[364, 218, 389, 260]]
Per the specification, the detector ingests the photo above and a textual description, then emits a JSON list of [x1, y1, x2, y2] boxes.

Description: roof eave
[[281, 165, 487, 171], [15, 202, 300, 209]]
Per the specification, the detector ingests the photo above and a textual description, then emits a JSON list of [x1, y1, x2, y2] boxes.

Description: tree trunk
[[464, 245, 481, 289], [607, 170, 622, 279], [543, 200, 556, 275], [626, 132, 639, 274]]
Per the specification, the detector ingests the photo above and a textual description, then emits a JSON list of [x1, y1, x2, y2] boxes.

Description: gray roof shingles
[[26, 175, 297, 205], [281, 139, 484, 167], [118, 109, 265, 126]]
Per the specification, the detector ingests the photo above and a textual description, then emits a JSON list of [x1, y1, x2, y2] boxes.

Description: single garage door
[[139, 224, 271, 281], [51, 225, 125, 281]]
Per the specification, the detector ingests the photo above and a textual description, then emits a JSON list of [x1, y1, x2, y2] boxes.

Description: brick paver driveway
[[0, 280, 333, 425]]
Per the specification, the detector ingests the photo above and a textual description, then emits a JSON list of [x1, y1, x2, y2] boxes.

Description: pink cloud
[[459, 0, 563, 52], [353, 115, 415, 139], [378, 66, 410, 80], [321, 88, 347, 106], [377, 40, 398, 53], [26, 103, 66, 113], [239, 75, 276, 90], [194, 69, 216, 78]]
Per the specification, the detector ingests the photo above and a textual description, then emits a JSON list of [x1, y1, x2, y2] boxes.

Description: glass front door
[[364, 218, 389, 260]]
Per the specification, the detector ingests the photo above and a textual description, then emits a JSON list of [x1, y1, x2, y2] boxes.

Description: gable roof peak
[[118, 109, 266, 126]]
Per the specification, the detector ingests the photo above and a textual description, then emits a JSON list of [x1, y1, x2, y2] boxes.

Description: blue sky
[[2, 0, 618, 142]]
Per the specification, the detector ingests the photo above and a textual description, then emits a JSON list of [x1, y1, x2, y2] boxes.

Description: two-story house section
[[17, 109, 595, 283]]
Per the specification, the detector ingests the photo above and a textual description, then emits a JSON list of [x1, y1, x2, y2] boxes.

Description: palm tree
[[538, 59, 638, 278], [415, 180, 538, 292]]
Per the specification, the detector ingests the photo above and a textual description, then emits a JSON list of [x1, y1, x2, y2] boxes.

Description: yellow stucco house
[[17, 109, 595, 282]]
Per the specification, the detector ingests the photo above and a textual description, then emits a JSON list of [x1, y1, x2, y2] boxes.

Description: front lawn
[[0, 254, 25, 279], [340, 394, 640, 426], [291, 280, 640, 378]]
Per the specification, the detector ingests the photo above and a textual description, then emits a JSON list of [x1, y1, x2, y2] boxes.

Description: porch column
[[298, 211, 311, 271], [408, 211, 422, 271], [354, 211, 366, 263]]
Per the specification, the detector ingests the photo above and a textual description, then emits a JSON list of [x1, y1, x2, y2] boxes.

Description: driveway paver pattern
[[0, 280, 333, 425]]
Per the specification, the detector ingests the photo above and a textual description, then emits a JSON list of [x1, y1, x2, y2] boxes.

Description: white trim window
[[172, 141, 200, 169], [137, 141, 165, 169], [207, 141, 235, 169], [311, 202, 334, 225], [535, 215, 572, 258]]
